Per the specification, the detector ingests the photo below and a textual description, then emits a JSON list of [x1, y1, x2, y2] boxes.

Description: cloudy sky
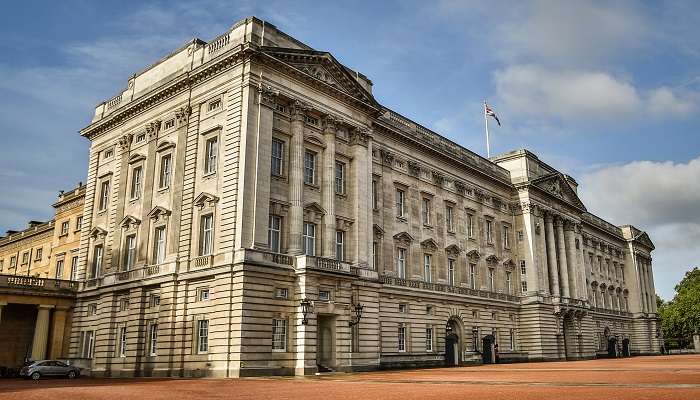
[[0, 0, 698, 299]]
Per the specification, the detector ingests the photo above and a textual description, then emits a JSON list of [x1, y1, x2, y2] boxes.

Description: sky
[[0, 0, 698, 299]]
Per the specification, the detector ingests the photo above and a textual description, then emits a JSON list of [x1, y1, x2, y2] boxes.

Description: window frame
[[271, 138, 285, 177], [199, 213, 214, 256], [335, 230, 345, 261], [423, 254, 432, 283], [334, 161, 346, 194], [395, 188, 406, 218], [158, 153, 172, 190], [153, 225, 167, 264], [268, 215, 282, 253], [124, 233, 137, 270], [302, 222, 316, 256], [303, 150, 317, 185], [396, 247, 407, 279], [271, 318, 288, 352], [98, 180, 111, 211], [130, 165, 143, 200], [196, 319, 209, 354], [148, 322, 158, 356], [203, 136, 219, 176]]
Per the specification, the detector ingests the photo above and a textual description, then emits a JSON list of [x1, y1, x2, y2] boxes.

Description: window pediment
[[445, 244, 461, 258], [303, 202, 326, 222], [148, 206, 171, 220], [120, 215, 141, 229], [128, 153, 146, 164], [194, 192, 219, 208], [393, 231, 414, 246], [485, 254, 500, 265], [420, 238, 438, 252], [466, 249, 481, 261], [373, 224, 385, 239], [89, 226, 107, 239], [156, 140, 176, 152]]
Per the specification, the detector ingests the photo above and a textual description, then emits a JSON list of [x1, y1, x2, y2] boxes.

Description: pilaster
[[287, 101, 307, 255]]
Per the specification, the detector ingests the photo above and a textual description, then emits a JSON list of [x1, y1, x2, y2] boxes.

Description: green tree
[[659, 267, 700, 340]]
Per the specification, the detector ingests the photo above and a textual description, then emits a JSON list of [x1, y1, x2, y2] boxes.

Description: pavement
[[1, 354, 699, 400]]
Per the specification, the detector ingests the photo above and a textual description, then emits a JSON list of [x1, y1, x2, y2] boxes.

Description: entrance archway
[[445, 317, 462, 366], [622, 338, 631, 357], [316, 315, 336, 371], [482, 335, 495, 364], [607, 337, 618, 358]]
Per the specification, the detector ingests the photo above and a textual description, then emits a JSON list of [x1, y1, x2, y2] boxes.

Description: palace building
[[0, 184, 84, 368], [67, 17, 660, 377]]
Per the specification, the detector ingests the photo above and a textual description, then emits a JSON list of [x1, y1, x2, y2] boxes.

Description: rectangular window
[[395, 189, 405, 217], [335, 161, 345, 194], [61, 221, 69, 236], [119, 298, 130, 311], [520, 260, 526, 276], [130, 166, 143, 200], [76, 216, 83, 231], [503, 224, 510, 249], [149, 294, 160, 308], [521, 280, 528, 293], [488, 267, 495, 291], [275, 287, 288, 299], [372, 180, 378, 209], [469, 263, 477, 289], [22, 252, 29, 264], [446, 205, 454, 232], [448, 259, 455, 286], [398, 303, 407, 313], [124, 234, 137, 270], [398, 325, 406, 352], [55, 260, 64, 280], [467, 214, 474, 238], [517, 230, 524, 241], [148, 323, 158, 356], [208, 98, 222, 112], [268, 215, 282, 253], [135, 133, 146, 143], [506, 271, 512, 294], [118, 326, 127, 357], [335, 230, 345, 261], [35, 248, 43, 261], [10, 256, 17, 268], [92, 245, 103, 278], [421, 198, 431, 225], [510, 329, 516, 350], [103, 148, 114, 159], [70, 256, 78, 281], [303, 150, 316, 184], [271, 139, 284, 176], [99, 181, 110, 211], [318, 290, 331, 301], [82, 331, 95, 358], [197, 320, 209, 353], [198, 288, 210, 301], [426, 327, 433, 352], [302, 222, 316, 256], [486, 220, 494, 244], [163, 119, 175, 130], [204, 137, 218, 175], [396, 248, 407, 279], [199, 214, 214, 256], [159, 154, 172, 189], [272, 319, 287, 351], [154, 226, 166, 264], [424, 254, 432, 283], [373, 241, 380, 270], [87, 303, 97, 316]]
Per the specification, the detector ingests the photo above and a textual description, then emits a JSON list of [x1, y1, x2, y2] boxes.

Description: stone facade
[[68, 17, 660, 378], [0, 184, 84, 368]]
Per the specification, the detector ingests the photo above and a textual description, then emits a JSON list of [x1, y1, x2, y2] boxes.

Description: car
[[19, 360, 80, 380]]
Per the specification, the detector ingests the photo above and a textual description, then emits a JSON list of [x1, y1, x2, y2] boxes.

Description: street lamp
[[300, 298, 313, 325], [349, 302, 364, 326]]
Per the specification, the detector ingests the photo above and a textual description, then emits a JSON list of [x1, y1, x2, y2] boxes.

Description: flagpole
[[484, 100, 490, 158]]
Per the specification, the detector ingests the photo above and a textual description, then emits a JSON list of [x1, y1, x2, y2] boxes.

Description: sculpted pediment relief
[[420, 238, 438, 252], [634, 231, 655, 250], [148, 206, 171, 220], [466, 249, 481, 261], [373, 224, 385, 239], [445, 244, 461, 257], [89, 227, 107, 239], [485, 254, 500, 265], [532, 173, 587, 211], [120, 215, 141, 229], [194, 192, 219, 208], [262, 47, 378, 106], [393, 231, 414, 246]]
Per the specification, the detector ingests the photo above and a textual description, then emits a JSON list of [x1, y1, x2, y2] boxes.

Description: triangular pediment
[[445, 244, 461, 257], [634, 231, 655, 250], [194, 192, 219, 207], [303, 202, 326, 214], [532, 173, 587, 211], [120, 215, 141, 228], [373, 224, 385, 239], [393, 231, 414, 245], [420, 238, 438, 252], [485, 254, 500, 264], [89, 226, 107, 238], [148, 206, 171, 219], [261, 47, 379, 107]]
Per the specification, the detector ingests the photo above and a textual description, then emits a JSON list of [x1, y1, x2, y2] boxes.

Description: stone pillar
[[564, 222, 578, 299], [646, 262, 657, 313], [555, 217, 570, 298], [252, 86, 277, 249], [638, 259, 648, 312], [536, 212, 551, 295], [321, 116, 337, 258], [350, 128, 372, 269], [288, 101, 307, 255], [544, 213, 560, 296], [49, 306, 70, 359], [31, 305, 54, 360]]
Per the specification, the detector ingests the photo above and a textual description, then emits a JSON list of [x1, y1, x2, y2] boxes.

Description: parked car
[[19, 360, 80, 380]]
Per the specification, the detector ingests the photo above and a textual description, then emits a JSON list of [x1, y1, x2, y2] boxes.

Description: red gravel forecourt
[[1, 354, 699, 400]]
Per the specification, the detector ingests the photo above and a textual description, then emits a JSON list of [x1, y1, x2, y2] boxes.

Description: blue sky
[[0, 0, 698, 299]]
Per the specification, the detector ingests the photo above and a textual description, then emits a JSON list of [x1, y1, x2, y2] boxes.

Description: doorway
[[482, 335, 495, 364], [445, 333, 459, 366], [607, 337, 618, 358], [316, 315, 336, 372], [622, 338, 631, 357]]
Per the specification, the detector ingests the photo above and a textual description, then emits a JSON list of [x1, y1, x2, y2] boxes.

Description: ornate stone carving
[[258, 84, 279, 108], [380, 148, 394, 166], [445, 244, 461, 258], [291, 100, 309, 121], [407, 160, 421, 177], [432, 170, 445, 186], [118, 133, 133, 151], [454, 180, 466, 195], [420, 238, 438, 252], [393, 231, 413, 247], [466, 249, 481, 261], [322, 114, 338, 132], [146, 120, 161, 139], [175, 105, 192, 123], [349, 127, 371, 147]]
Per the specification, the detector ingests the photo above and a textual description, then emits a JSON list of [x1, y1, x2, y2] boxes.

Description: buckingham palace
[[65, 17, 660, 377]]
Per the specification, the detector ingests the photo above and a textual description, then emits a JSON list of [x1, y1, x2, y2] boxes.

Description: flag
[[485, 103, 501, 126]]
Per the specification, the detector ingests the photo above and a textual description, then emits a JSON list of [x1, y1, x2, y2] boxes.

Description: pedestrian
[[494, 344, 500, 363]]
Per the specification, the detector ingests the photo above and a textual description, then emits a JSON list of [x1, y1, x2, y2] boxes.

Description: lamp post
[[300, 298, 313, 325], [348, 302, 364, 326]]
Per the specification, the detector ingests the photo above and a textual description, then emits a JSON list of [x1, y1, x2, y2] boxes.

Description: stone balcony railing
[[83, 262, 176, 289], [591, 307, 632, 317], [381, 276, 519, 303], [296, 255, 357, 275], [0, 274, 78, 297]]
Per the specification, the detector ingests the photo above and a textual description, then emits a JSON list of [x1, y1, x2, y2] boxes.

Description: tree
[[659, 267, 700, 341]]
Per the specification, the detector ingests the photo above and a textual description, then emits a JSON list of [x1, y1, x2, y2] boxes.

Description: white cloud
[[579, 156, 700, 299], [493, 65, 696, 124]]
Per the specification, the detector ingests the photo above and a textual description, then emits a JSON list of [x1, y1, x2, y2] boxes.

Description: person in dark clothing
[[494, 344, 500, 363]]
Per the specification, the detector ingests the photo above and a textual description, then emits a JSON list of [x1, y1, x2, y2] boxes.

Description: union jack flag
[[485, 103, 501, 126]]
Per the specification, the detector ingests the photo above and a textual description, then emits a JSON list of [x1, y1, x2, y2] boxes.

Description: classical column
[[647, 261, 658, 313], [321, 116, 337, 258], [350, 128, 372, 269], [537, 212, 551, 295], [49, 306, 69, 359], [638, 259, 648, 312], [31, 305, 54, 360], [555, 217, 570, 298], [288, 101, 306, 255], [544, 212, 560, 296], [564, 221, 578, 299], [252, 86, 277, 249]]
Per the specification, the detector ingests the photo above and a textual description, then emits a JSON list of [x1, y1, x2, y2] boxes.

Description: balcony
[[90, 262, 176, 288], [296, 255, 357, 276], [381, 276, 519, 303], [0, 274, 78, 297], [591, 307, 632, 317]]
